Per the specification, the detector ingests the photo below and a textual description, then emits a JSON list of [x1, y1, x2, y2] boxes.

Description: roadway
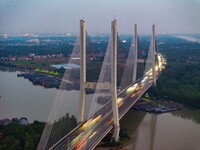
[[50, 54, 166, 150], [50, 75, 153, 150]]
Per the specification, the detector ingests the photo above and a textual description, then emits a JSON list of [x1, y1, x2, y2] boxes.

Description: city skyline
[[0, 0, 200, 34]]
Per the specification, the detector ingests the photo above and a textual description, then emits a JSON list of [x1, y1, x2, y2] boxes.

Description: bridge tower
[[111, 19, 120, 142], [152, 24, 156, 86], [79, 20, 86, 123], [133, 24, 157, 85], [133, 24, 138, 82]]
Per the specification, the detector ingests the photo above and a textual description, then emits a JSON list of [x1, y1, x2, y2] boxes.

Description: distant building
[[29, 53, 35, 57], [1, 118, 11, 125], [0, 57, 7, 61], [34, 55, 47, 61], [11, 118, 19, 124], [8, 56, 17, 61], [19, 117, 28, 125], [18, 56, 32, 61]]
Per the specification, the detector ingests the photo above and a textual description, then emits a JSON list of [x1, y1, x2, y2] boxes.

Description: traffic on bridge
[[50, 53, 166, 150]]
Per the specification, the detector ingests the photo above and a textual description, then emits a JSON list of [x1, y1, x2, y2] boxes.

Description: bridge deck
[[50, 73, 154, 150]]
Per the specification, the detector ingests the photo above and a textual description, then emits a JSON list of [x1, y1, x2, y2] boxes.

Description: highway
[[50, 77, 153, 150], [49, 54, 166, 150]]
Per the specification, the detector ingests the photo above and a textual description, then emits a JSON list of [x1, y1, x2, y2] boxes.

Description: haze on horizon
[[0, 0, 200, 34]]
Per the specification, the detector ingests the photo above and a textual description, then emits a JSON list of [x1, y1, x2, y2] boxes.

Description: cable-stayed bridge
[[37, 19, 166, 150]]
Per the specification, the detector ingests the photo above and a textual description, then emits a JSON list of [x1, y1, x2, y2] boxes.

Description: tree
[[24, 134, 35, 150]]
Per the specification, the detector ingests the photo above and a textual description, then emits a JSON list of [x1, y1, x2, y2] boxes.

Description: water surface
[[0, 71, 93, 122], [120, 108, 200, 150]]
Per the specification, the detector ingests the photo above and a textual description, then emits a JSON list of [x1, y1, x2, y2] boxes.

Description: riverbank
[[96, 130, 131, 150], [132, 99, 182, 114], [17, 72, 95, 93]]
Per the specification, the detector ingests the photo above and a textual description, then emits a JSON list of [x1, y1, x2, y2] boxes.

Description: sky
[[0, 0, 200, 34]]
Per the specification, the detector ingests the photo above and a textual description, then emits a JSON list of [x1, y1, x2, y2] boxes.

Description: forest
[[0, 113, 77, 150], [148, 35, 200, 108]]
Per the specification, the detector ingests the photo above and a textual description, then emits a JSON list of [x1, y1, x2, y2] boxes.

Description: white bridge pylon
[[133, 24, 157, 86], [78, 20, 157, 142], [111, 19, 120, 142]]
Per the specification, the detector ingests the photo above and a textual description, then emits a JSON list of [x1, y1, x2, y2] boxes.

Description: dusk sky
[[0, 0, 200, 34]]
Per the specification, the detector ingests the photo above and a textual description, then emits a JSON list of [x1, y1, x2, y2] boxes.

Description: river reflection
[[120, 108, 200, 150]]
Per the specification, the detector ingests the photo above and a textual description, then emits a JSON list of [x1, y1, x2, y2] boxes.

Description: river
[[0, 70, 94, 122], [1, 71, 200, 149], [120, 107, 200, 150], [176, 35, 200, 43]]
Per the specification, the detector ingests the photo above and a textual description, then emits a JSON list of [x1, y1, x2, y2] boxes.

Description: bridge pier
[[111, 19, 120, 142]]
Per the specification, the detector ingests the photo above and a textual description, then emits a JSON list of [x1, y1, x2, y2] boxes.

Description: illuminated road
[[50, 54, 166, 150]]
